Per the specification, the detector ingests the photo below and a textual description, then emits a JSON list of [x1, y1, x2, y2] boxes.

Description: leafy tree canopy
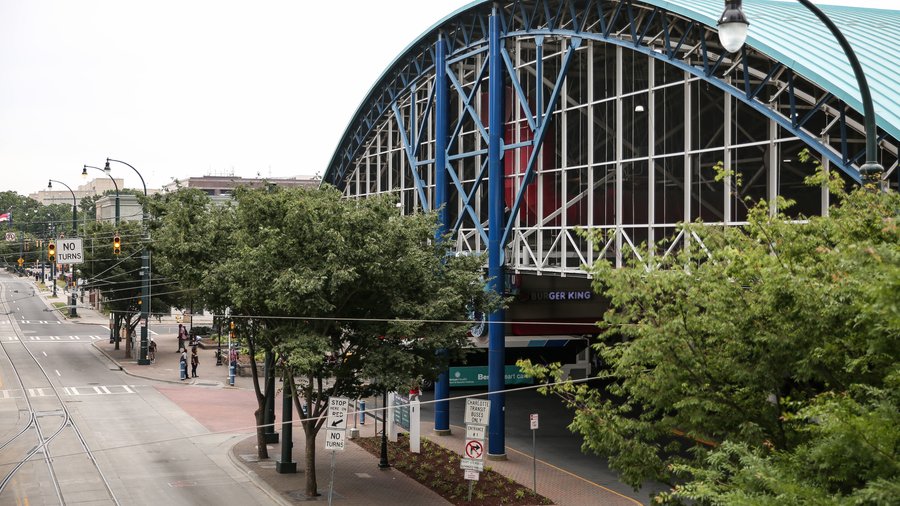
[[521, 186, 899, 504]]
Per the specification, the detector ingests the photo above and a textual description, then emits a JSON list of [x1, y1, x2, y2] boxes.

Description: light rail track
[[0, 275, 120, 505]]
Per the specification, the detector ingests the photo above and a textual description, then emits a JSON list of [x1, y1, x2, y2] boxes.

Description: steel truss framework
[[323, 0, 898, 454], [327, 0, 897, 274]]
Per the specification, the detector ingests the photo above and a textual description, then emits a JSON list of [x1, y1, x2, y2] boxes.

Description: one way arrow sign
[[327, 396, 349, 430]]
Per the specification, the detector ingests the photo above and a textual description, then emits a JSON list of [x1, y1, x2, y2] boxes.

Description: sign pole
[[328, 450, 336, 506], [530, 413, 539, 493], [532, 427, 536, 493], [468, 480, 474, 502]]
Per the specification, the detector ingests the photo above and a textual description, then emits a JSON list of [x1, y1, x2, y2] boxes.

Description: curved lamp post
[[717, 0, 884, 184], [47, 179, 77, 235], [83, 165, 120, 225], [105, 157, 151, 366], [47, 179, 79, 317]]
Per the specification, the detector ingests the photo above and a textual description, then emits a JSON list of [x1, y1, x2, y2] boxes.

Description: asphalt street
[[0, 273, 277, 505]]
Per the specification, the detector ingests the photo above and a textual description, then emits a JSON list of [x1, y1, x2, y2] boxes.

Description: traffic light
[[48, 242, 55, 260], [113, 234, 121, 255]]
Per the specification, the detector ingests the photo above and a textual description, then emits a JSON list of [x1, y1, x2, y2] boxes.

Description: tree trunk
[[255, 406, 269, 460], [304, 419, 319, 498], [113, 313, 120, 350], [124, 321, 132, 359]]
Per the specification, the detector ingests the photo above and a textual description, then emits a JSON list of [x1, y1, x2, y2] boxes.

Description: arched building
[[322, 0, 899, 456]]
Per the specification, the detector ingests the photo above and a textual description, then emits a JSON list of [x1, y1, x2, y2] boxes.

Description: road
[[0, 272, 274, 505]]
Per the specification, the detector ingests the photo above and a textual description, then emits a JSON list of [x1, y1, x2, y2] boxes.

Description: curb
[[226, 438, 295, 506]]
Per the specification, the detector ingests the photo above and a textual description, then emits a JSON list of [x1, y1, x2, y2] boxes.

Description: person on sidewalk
[[190, 346, 199, 378], [148, 338, 157, 363], [177, 323, 188, 352], [179, 349, 188, 380]]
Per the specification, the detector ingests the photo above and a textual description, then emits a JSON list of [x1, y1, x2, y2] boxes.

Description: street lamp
[[717, 0, 884, 185], [105, 157, 151, 366], [83, 165, 120, 225], [47, 180, 77, 236], [48, 179, 79, 317]]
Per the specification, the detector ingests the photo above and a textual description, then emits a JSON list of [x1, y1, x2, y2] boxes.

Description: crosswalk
[[2, 335, 105, 342], [0, 384, 140, 399], [0, 320, 64, 325]]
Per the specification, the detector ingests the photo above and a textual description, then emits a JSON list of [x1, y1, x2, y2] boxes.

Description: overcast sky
[[1, 0, 896, 197]]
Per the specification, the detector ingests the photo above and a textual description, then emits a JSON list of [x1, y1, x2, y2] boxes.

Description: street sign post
[[325, 429, 346, 451], [464, 439, 485, 460], [326, 396, 350, 506], [530, 413, 539, 493], [460, 458, 484, 471], [55, 238, 83, 265], [465, 424, 486, 440], [327, 396, 349, 429], [462, 398, 490, 500], [464, 398, 491, 425]]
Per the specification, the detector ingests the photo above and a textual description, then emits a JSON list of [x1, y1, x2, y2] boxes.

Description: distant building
[[161, 175, 319, 201], [95, 194, 143, 224], [30, 177, 124, 206]]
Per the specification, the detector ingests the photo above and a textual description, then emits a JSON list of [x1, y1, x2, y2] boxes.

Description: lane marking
[[55, 370, 61, 377]]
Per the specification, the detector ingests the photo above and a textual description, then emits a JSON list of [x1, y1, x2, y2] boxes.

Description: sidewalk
[[42, 283, 642, 505]]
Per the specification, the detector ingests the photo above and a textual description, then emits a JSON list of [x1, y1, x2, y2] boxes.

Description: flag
[[0, 212, 9, 222]]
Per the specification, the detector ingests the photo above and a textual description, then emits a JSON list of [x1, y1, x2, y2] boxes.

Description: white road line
[[121, 385, 134, 394], [43, 351, 47, 357], [55, 370, 61, 377], [70, 387, 80, 395], [99, 386, 111, 394], [93, 386, 103, 394]]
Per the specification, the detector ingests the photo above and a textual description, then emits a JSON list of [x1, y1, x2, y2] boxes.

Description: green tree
[[148, 188, 233, 320], [521, 186, 899, 504], [208, 185, 495, 498]]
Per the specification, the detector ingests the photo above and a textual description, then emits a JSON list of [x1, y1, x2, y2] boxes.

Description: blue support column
[[433, 34, 452, 436], [487, 8, 507, 459]]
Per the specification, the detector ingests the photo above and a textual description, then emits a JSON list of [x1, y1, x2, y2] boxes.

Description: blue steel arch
[[324, 0, 898, 189]]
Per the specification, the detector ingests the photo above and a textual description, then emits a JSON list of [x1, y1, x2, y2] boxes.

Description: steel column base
[[486, 453, 507, 461], [275, 460, 297, 474], [264, 433, 280, 444], [137, 358, 150, 365], [434, 429, 452, 436]]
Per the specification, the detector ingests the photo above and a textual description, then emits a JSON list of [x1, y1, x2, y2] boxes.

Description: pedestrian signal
[[113, 234, 121, 255], [48, 243, 56, 259]]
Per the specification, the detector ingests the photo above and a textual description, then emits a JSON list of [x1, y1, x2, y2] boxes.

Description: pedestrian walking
[[191, 346, 199, 378], [148, 338, 157, 363], [179, 349, 188, 380], [176, 323, 188, 352]]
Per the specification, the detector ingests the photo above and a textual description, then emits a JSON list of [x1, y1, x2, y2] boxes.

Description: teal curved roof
[[644, 0, 900, 145]]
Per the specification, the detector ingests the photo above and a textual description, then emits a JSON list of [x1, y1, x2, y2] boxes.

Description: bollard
[[359, 399, 366, 425], [229, 363, 235, 386]]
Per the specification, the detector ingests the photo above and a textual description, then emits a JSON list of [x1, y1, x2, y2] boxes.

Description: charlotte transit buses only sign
[[56, 239, 83, 265]]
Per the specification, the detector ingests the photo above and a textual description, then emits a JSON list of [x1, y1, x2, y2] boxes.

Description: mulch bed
[[353, 433, 552, 505]]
